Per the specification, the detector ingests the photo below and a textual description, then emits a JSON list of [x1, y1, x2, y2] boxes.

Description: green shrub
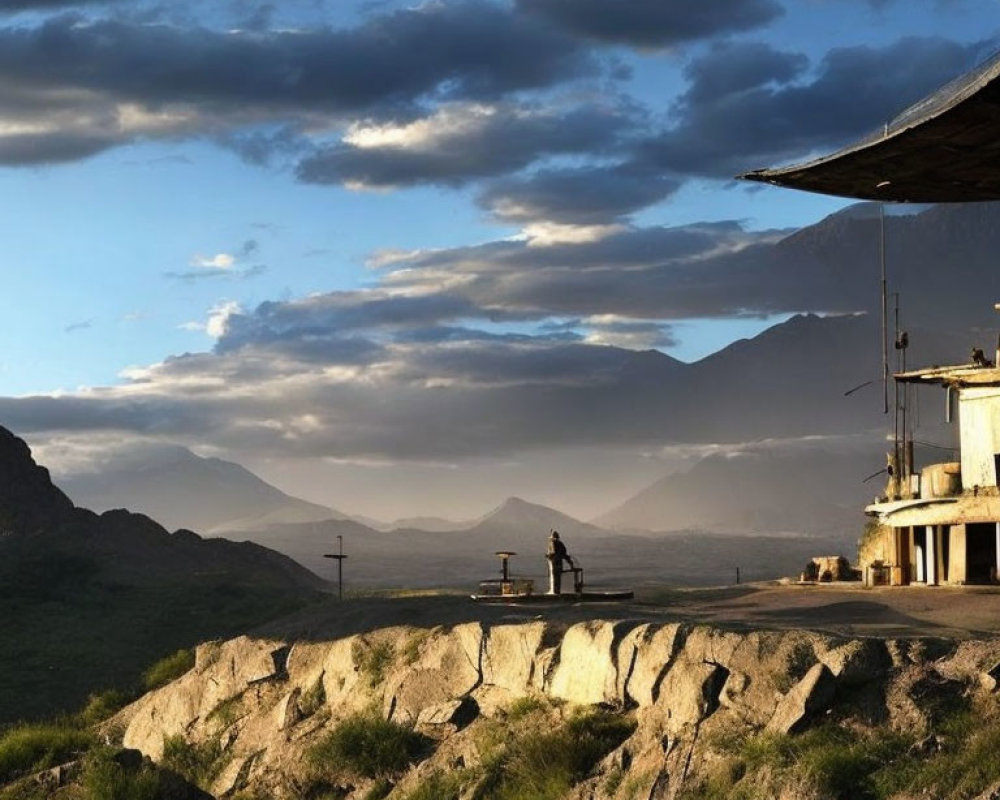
[[80, 747, 164, 800], [161, 733, 225, 787], [142, 648, 195, 691], [307, 711, 428, 779], [0, 722, 93, 783], [77, 689, 133, 727]]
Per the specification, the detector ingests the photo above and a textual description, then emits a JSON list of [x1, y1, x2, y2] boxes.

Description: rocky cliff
[[105, 619, 1000, 800]]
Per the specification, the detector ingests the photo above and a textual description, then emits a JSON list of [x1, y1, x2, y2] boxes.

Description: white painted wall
[[959, 388, 1000, 488]]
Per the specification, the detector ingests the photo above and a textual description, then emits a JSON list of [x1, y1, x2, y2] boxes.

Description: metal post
[[736, 566, 741, 584], [881, 203, 889, 415], [323, 535, 348, 601]]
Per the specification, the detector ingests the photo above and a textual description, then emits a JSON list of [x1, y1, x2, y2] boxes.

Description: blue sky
[[0, 0, 994, 517]]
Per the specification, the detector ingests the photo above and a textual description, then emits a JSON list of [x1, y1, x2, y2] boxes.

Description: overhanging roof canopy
[[740, 51, 1000, 202]]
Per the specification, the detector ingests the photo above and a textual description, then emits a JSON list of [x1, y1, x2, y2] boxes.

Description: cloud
[[193, 253, 235, 270], [0, 4, 593, 164], [165, 240, 265, 281], [478, 164, 679, 224], [515, 0, 783, 48], [181, 301, 245, 338], [6, 204, 994, 464], [64, 319, 94, 333], [580, 316, 677, 349], [638, 36, 985, 178], [296, 100, 634, 188]]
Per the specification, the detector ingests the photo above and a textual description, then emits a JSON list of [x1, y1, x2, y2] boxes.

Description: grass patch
[[505, 695, 545, 721], [352, 640, 395, 687], [142, 648, 195, 691], [402, 770, 467, 800], [208, 693, 246, 730], [475, 707, 636, 800], [76, 688, 133, 727], [307, 710, 429, 780], [0, 722, 93, 783], [685, 723, 915, 800], [361, 777, 394, 800], [299, 676, 327, 717], [80, 746, 167, 800], [401, 630, 432, 666], [161, 733, 227, 788]]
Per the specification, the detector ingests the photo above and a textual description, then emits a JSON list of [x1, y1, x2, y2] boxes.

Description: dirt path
[[258, 582, 1000, 642]]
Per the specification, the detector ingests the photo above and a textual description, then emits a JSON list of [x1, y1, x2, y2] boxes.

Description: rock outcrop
[[110, 620, 1000, 799]]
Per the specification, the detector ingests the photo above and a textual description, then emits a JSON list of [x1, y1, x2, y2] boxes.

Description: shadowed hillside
[[0, 426, 328, 722]]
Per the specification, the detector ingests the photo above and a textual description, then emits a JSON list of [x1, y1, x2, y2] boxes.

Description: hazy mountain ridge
[[61, 445, 346, 534], [593, 445, 884, 535]]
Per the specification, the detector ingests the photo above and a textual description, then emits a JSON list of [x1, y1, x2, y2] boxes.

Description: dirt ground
[[259, 582, 1000, 642]]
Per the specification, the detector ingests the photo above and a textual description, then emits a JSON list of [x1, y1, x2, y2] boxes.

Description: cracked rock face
[[111, 619, 995, 799]]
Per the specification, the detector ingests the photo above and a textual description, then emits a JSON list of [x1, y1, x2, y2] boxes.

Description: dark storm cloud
[[296, 102, 633, 188], [0, 131, 119, 166], [0, 5, 590, 113], [640, 36, 984, 178], [681, 41, 807, 105], [477, 164, 680, 224], [515, 0, 783, 48]]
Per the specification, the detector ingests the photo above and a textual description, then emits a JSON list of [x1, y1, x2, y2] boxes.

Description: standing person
[[546, 530, 574, 595]]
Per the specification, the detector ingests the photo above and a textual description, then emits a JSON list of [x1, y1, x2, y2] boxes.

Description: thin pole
[[338, 534, 343, 601], [881, 203, 889, 415], [894, 294, 901, 482]]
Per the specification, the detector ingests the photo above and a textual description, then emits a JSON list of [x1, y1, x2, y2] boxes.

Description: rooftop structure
[[741, 50, 1000, 203]]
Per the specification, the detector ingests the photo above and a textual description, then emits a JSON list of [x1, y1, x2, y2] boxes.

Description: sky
[[0, 0, 995, 520]]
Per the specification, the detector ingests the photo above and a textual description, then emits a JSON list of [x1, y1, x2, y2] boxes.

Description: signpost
[[323, 534, 347, 600]]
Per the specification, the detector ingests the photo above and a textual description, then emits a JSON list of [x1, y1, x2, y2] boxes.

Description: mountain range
[[60, 444, 346, 534]]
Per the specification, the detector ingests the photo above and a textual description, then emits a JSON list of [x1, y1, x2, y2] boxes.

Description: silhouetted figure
[[972, 347, 993, 367], [546, 530, 574, 595]]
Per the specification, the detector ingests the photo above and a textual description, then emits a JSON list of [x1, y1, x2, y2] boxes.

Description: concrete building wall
[[959, 388, 1000, 488]]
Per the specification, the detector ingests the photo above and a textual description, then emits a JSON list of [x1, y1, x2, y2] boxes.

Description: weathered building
[[742, 50, 1000, 587], [863, 363, 1000, 585]]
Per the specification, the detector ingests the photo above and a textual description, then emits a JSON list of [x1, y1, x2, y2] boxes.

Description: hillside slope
[[0, 426, 327, 721]]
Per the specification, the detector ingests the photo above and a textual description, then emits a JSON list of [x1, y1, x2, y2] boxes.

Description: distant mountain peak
[[0, 425, 76, 532]]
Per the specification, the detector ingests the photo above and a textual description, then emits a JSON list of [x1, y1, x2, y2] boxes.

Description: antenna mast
[[880, 203, 889, 415]]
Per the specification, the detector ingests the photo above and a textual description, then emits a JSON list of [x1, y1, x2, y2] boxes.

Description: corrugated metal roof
[[740, 51, 1000, 202]]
